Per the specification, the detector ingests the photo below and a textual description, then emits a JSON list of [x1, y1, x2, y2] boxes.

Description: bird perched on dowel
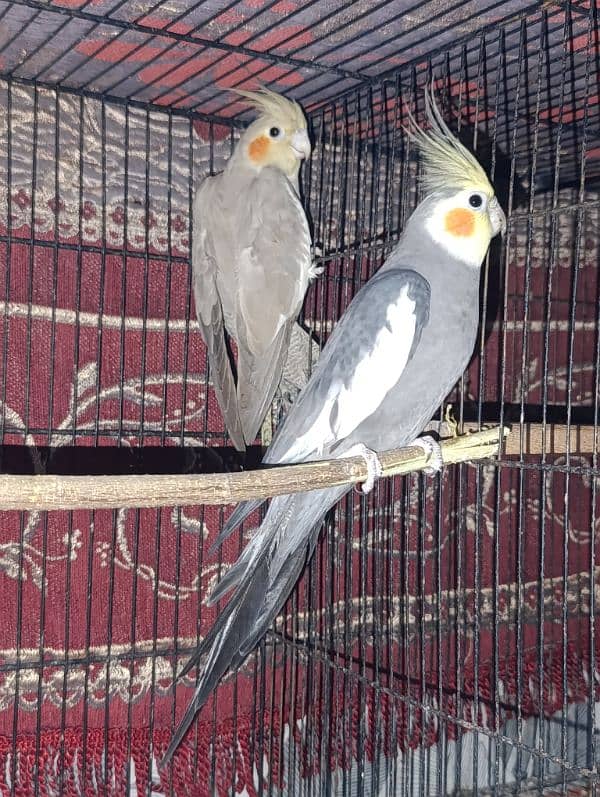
[[161, 88, 506, 766], [192, 87, 319, 451]]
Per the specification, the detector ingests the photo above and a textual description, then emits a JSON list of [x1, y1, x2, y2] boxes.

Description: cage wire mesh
[[0, 0, 599, 794]]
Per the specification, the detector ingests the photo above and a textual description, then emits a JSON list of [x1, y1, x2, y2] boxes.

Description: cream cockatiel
[[193, 88, 317, 450]]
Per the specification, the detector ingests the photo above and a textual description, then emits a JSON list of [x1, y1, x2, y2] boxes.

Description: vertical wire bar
[[35, 84, 61, 792], [538, 6, 570, 787], [80, 514, 97, 790], [342, 93, 360, 316], [450, 46, 467, 794], [586, 0, 599, 779], [58, 88, 85, 794], [562, 0, 593, 785], [99, 92, 118, 790], [341, 443, 354, 791], [11, 82, 39, 796], [488, 30, 502, 790], [266, 630, 277, 796], [356, 85, 375, 797], [328, 102, 352, 792], [325, 105, 341, 796], [366, 83, 385, 797], [501, 14, 531, 783], [470, 35, 488, 797], [32, 89, 49, 791], [310, 104, 336, 792], [310, 105, 330, 797], [280, 89, 319, 776], [321, 365, 334, 789], [435, 450, 445, 792], [162, 102, 179, 794], [189, 111, 206, 784], [120, 100, 136, 796], [138, 108, 161, 790], [304, 514, 317, 795], [491, 20, 511, 791], [560, 3, 575, 787], [386, 79, 404, 796], [0, 78, 12, 455], [417, 478, 426, 797]]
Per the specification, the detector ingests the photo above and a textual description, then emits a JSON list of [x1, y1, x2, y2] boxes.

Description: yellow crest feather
[[407, 86, 493, 197], [229, 86, 306, 130]]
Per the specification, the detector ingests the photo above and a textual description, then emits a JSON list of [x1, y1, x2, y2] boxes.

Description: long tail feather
[[162, 486, 348, 766], [160, 555, 270, 769], [237, 324, 291, 446], [199, 311, 246, 452], [210, 498, 265, 554]]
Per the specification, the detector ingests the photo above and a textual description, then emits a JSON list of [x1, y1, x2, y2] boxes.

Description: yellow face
[[244, 117, 311, 177], [426, 187, 505, 267]]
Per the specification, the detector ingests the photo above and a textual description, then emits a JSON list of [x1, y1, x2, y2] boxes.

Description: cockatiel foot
[[308, 262, 324, 280], [444, 403, 459, 437], [260, 414, 274, 447], [413, 435, 444, 475], [341, 444, 383, 494]]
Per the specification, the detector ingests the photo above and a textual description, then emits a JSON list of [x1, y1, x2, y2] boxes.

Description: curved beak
[[489, 197, 507, 237], [290, 129, 311, 160]]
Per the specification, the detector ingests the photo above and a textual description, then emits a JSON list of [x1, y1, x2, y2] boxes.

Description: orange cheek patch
[[248, 135, 270, 162], [444, 208, 475, 237]]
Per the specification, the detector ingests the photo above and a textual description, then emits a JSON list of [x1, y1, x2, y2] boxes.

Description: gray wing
[[265, 268, 431, 464], [192, 176, 245, 451], [214, 268, 430, 547], [235, 167, 312, 444]]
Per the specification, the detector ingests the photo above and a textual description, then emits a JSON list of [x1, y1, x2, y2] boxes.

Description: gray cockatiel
[[193, 88, 318, 450], [161, 90, 506, 766]]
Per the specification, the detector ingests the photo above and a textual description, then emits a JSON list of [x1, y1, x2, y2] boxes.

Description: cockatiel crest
[[192, 86, 316, 450], [406, 87, 506, 267], [229, 87, 311, 182]]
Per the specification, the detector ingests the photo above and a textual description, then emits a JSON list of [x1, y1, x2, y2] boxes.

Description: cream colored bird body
[[193, 89, 316, 450]]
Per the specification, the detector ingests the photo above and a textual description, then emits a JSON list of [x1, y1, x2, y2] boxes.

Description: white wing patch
[[333, 285, 417, 439], [282, 284, 418, 461]]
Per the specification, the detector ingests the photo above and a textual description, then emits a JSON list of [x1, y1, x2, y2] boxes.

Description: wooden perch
[[0, 426, 507, 511], [0, 423, 593, 512]]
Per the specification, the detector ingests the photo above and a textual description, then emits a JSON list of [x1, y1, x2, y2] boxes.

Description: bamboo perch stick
[[0, 422, 594, 512], [0, 426, 508, 511], [460, 422, 599, 457]]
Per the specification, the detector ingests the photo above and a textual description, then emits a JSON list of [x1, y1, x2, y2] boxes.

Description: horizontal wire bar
[[0, 72, 246, 126], [5, 0, 371, 82], [0, 236, 191, 263], [0, 426, 507, 509], [6, 297, 599, 339]]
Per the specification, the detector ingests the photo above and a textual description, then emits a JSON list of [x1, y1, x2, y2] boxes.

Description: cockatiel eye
[[468, 192, 485, 209], [269, 126, 283, 138]]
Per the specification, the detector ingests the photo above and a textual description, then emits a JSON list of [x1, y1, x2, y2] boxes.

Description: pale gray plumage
[[161, 90, 506, 767], [192, 89, 314, 450]]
